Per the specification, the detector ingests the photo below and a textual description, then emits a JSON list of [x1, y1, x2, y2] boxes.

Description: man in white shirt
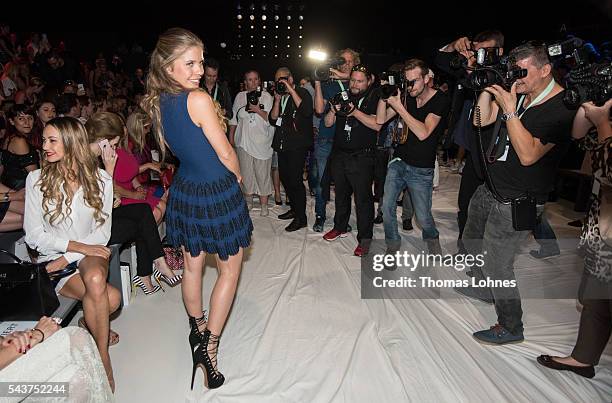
[[229, 70, 275, 216]]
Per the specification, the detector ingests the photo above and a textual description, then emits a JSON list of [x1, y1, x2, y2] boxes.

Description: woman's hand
[[79, 244, 111, 259], [45, 256, 69, 273], [581, 99, 612, 127], [142, 162, 162, 174], [31, 317, 60, 344], [101, 142, 118, 175], [132, 186, 147, 200], [1, 331, 32, 354]]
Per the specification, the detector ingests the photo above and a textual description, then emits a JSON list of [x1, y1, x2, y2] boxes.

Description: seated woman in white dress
[[0, 317, 114, 401], [23, 116, 119, 391]]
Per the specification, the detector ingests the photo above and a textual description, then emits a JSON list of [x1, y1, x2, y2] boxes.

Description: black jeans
[[373, 148, 390, 204], [278, 148, 308, 222], [108, 204, 164, 277], [457, 151, 484, 240], [331, 149, 375, 242], [463, 185, 544, 335]]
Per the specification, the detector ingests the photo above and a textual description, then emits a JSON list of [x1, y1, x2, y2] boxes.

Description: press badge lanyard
[[212, 84, 218, 102], [491, 79, 556, 162], [344, 97, 365, 142], [337, 80, 346, 92], [276, 95, 290, 127]]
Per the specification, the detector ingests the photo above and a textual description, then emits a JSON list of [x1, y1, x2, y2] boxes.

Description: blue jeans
[[382, 160, 439, 244], [309, 137, 334, 219]]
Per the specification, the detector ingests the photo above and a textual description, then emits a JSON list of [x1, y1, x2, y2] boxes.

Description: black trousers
[[108, 203, 165, 277], [278, 148, 308, 222], [457, 151, 484, 239], [573, 270, 612, 365], [373, 148, 390, 204], [331, 149, 375, 242]]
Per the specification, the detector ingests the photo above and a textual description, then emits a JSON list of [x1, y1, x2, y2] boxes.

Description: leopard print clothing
[[579, 131, 612, 282]]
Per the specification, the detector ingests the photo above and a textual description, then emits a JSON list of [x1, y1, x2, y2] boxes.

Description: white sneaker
[[260, 203, 269, 217]]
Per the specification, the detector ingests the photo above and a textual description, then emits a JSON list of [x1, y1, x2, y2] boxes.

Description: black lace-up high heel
[[188, 314, 225, 390]]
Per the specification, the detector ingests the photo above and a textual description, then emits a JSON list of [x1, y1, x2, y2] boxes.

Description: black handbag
[[0, 249, 60, 321]]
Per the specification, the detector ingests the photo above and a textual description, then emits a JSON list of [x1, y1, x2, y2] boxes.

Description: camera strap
[[337, 80, 346, 92], [280, 95, 290, 116], [517, 78, 555, 118], [344, 97, 365, 142], [211, 84, 219, 102]]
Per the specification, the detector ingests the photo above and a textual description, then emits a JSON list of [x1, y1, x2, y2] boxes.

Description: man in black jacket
[[269, 67, 314, 232]]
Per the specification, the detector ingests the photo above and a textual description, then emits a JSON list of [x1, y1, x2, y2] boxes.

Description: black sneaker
[[402, 219, 413, 231], [373, 212, 383, 224], [529, 249, 560, 259], [313, 216, 325, 232]]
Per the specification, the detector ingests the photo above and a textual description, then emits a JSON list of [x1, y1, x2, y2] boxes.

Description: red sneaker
[[354, 244, 369, 257], [323, 229, 348, 241]]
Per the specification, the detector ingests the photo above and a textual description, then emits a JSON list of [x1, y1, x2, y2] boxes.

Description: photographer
[[376, 59, 450, 254], [269, 67, 314, 231], [312, 49, 359, 232], [202, 58, 233, 123], [323, 64, 381, 256], [229, 70, 274, 216], [435, 30, 505, 253], [455, 41, 576, 345]]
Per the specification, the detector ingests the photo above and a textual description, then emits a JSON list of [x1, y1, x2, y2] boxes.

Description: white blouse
[[229, 90, 275, 160], [24, 169, 113, 264]]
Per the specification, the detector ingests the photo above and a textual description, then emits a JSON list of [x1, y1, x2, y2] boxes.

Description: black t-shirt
[[486, 91, 575, 203], [393, 91, 450, 168], [334, 89, 380, 151], [270, 87, 314, 151]]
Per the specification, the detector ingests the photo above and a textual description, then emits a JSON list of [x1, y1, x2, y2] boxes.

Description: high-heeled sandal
[[78, 317, 119, 346], [153, 268, 182, 290], [131, 275, 161, 295], [188, 313, 208, 349], [190, 328, 225, 390]]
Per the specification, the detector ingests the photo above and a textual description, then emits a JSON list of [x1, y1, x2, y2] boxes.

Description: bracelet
[[31, 328, 45, 342], [502, 111, 519, 121], [2, 193, 8, 202]]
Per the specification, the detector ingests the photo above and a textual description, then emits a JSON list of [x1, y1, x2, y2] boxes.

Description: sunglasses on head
[[351, 64, 370, 75]]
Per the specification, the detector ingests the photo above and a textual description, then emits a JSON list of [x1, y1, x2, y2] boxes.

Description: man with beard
[[323, 64, 381, 256], [376, 59, 450, 254]]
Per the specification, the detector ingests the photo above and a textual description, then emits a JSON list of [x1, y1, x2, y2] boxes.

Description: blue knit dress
[[160, 91, 252, 260]]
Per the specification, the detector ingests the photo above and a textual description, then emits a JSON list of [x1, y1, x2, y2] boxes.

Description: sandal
[[536, 355, 595, 378], [78, 317, 119, 346]]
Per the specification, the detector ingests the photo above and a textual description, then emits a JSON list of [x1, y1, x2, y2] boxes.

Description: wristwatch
[[502, 111, 519, 121]]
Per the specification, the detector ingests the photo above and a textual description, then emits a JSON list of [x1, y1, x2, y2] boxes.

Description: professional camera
[[451, 47, 528, 91], [276, 77, 289, 95], [313, 56, 347, 81], [547, 38, 612, 108], [378, 71, 416, 100], [330, 90, 355, 116], [246, 86, 263, 112]]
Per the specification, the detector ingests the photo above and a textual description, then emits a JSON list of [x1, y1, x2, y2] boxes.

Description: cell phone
[[77, 83, 85, 94]]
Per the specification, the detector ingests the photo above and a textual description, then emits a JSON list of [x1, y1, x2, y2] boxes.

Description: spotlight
[[263, 25, 267, 29], [274, 15, 279, 20], [274, 54, 278, 58], [250, 25, 254, 29], [287, 44, 291, 48], [237, 14, 243, 20], [275, 25, 279, 29], [262, 35, 266, 39], [299, 26, 302, 30], [250, 44, 254, 48], [299, 35, 302, 39], [287, 15, 292, 21], [286, 54, 290, 58], [249, 14, 255, 20], [298, 45, 302, 48], [274, 35, 278, 39], [220, 42, 227, 48], [287, 35, 290, 39], [287, 26, 291, 30], [263, 45, 266, 48], [299, 15, 303, 20], [298, 54, 302, 58], [262, 15, 267, 21], [308, 49, 327, 61], [250, 35, 254, 38]]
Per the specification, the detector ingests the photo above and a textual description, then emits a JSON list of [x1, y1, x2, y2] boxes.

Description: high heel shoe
[[190, 328, 225, 390], [153, 268, 182, 290], [131, 275, 161, 295], [188, 313, 208, 349]]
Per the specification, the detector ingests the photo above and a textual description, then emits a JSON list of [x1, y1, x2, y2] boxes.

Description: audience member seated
[[0, 317, 113, 399], [86, 111, 168, 223], [24, 116, 119, 391], [29, 99, 56, 150], [1, 104, 39, 190]]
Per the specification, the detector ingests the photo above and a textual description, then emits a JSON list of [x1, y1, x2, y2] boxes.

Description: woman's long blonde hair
[[39, 117, 107, 227], [126, 110, 151, 153], [140, 27, 226, 159]]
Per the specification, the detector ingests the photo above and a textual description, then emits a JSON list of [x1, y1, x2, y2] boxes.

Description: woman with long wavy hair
[[23, 116, 119, 391], [142, 27, 252, 390]]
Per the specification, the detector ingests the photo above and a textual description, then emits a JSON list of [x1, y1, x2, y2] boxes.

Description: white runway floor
[[98, 168, 611, 402]]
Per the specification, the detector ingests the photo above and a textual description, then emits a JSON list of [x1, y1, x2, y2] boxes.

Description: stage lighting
[[263, 26, 267, 29], [299, 15, 303, 20], [274, 15, 279, 20], [262, 15, 267, 21], [275, 25, 279, 29], [287, 44, 291, 48], [288, 26, 291, 30], [287, 35, 290, 39], [298, 54, 302, 58], [299, 26, 302, 30], [308, 49, 327, 61], [299, 35, 302, 39], [250, 25, 254, 29], [287, 15, 292, 21], [220, 42, 227, 48], [237, 14, 243, 20], [249, 15, 255, 20]]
